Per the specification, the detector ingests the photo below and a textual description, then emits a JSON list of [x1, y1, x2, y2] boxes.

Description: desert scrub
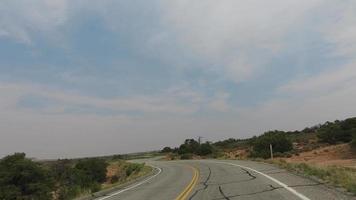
[[102, 161, 151, 190], [269, 159, 356, 194], [125, 163, 144, 176]]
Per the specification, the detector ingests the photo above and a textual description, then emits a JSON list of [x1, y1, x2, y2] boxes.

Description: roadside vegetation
[[269, 159, 356, 194], [204, 117, 356, 159], [161, 139, 222, 160], [161, 117, 356, 194], [162, 117, 356, 160], [0, 153, 150, 200]]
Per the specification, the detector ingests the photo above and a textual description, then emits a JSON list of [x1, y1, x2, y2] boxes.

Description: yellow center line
[[175, 166, 200, 200]]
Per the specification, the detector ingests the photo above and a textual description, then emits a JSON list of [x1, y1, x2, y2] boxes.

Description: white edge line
[[96, 165, 162, 200], [212, 161, 311, 200]]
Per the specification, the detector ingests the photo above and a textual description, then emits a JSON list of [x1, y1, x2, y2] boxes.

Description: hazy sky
[[1, 0, 356, 159]]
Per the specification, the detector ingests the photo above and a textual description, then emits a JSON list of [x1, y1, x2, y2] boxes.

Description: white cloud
[[243, 80, 356, 132], [1, 0, 356, 158], [279, 64, 356, 96], [279, 1, 356, 97], [1, 0, 324, 81], [208, 92, 230, 112], [255, 1, 356, 131], [0, 82, 204, 114], [0, 81, 237, 115], [158, 0, 323, 82], [0, 0, 68, 44], [0, 81, 236, 158], [320, 1, 356, 58]]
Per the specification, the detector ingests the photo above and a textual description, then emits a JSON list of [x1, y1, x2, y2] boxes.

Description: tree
[[178, 139, 200, 155], [161, 147, 172, 153], [317, 119, 356, 144], [0, 153, 54, 200], [198, 142, 214, 156], [213, 138, 240, 149]]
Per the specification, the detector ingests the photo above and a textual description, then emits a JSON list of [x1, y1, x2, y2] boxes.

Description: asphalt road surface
[[96, 159, 355, 200]]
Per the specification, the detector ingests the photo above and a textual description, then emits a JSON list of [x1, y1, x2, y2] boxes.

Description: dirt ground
[[224, 149, 250, 159], [284, 143, 356, 168]]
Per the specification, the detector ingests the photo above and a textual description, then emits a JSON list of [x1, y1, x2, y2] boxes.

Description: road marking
[[175, 166, 200, 200], [212, 161, 311, 200], [96, 165, 162, 200]]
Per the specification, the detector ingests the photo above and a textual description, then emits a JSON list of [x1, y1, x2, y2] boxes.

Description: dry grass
[[102, 161, 152, 189], [269, 159, 356, 194]]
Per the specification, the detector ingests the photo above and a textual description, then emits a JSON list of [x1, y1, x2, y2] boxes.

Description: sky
[[1, 0, 356, 159]]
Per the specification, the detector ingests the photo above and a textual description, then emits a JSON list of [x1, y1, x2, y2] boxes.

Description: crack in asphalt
[[190, 164, 321, 200], [213, 182, 324, 200], [189, 166, 211, 200], [203, 166, 212, 189], [190, 165, 259, 200], [240, 168, 257, 180], [213, 184, 282, 200], [218, 186, 231, 200], [207, 167, 258, 186]]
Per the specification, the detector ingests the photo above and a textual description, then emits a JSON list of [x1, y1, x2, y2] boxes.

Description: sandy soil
[[285, 143, 356, 168]]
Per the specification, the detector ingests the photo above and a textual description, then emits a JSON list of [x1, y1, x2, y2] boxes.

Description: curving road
[[95, 159, 355, 200]]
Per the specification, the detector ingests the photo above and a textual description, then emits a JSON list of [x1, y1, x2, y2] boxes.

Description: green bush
[[90, 182, 101, 193], [251, 131, 293, 159], [198, 142, 214, 156], [176, 139, 215, 157], [75, 158, 108, 183], [161, 147, 173, 153], [317, 119, 356, 144], [0, 153, 54, 200], [213, 138, 241, 149], [125, 163, 144, 176], [110, 175, 119, 184], [178, 139, 200, 155]]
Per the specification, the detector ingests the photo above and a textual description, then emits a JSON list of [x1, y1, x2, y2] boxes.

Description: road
[[96, 159, 355, 200]]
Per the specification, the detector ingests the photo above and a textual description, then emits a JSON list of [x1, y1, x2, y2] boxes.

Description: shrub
[[161, 147, 173, 153], [125, 163, 144, 176], [198, 142, 214, 156], [317, 119, 356, 144], [178, 139, 200, 155], [110, 175, 119, 184], [90, 183, 101, 193], [251, 131, 293, 159], [0, 153, 54, 200], [75, 158, 108, 183]]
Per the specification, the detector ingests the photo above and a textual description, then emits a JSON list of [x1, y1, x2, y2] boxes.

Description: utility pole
[[270, 144, 274, 160]]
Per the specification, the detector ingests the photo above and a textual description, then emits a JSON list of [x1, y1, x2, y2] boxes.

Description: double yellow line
[[175, 166, 200, 200]]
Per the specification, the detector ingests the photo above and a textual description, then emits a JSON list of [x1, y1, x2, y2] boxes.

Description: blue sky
[[1, 0, 356, 158]]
